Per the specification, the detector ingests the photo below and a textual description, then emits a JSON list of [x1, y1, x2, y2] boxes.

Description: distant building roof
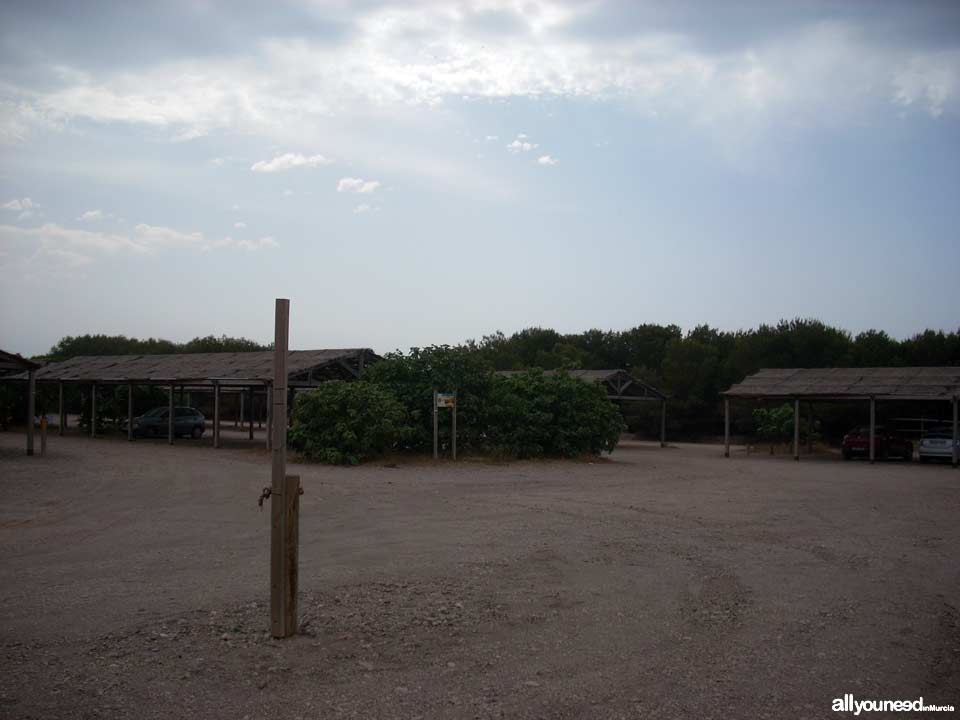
[[496, 368, 666, 401], [4, 349, 377, 387], [723, 367, 960, 401], [0, 349, 41, 375]]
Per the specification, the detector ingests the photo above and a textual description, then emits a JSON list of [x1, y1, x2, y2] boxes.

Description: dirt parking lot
[[1, 432, 958, 719]]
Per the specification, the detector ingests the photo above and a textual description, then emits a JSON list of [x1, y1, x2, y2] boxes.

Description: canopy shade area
[[0, 349, 42, 456], [496, 368, 669, 446], [721, 367, 959, 466], [2, 349, 378, 452]]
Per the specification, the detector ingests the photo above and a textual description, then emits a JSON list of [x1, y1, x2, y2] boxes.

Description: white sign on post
[[433, 390, 457, 460]]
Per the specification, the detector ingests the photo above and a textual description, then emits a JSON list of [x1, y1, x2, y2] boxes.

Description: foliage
[[288, 381, 406, 465], [44, 333, 268, 361], [486, 370, 624, 458], [752, 404, 796, 446], [362, 345, 494, 453]]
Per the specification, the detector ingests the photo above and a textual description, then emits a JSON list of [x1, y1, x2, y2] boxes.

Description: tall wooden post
[[660, 399, 666, 448], [127, 383, 134, 441], [868, 397, 876, 464], [213, 381, 221, 449], [793, 399, 800, 461], [26, 370, 36, 456], [270, 299, 298, 638], [90, 383, 97, 438], [237, 390, 242, 428], [40, 418, 47, 456], [723, 398, 730, 458], [168, 384, 174, 445], [58, 381, 65, 436], [807, 402, 814, 454], [433, 390, 439, 460]]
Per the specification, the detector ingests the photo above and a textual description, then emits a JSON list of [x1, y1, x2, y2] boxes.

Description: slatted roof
[[4, 349, 377, 388], [723, 367, 960, 401], [496, 368, 667, 401], [0, 349, 40, 375]]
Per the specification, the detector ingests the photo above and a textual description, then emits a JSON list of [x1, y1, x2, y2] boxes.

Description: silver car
[[918, 428, 958, 463]]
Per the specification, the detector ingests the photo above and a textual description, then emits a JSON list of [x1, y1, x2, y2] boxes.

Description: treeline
[[44, 334, 270, 361], [467, 320, 960, 439]]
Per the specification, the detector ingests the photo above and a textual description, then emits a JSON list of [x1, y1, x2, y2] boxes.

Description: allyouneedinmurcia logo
[[832, 694, 955, 715]]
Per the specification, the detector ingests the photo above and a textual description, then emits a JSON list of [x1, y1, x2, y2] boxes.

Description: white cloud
[[507, 137, 539, 153], [251, 152, 332, 172], [2, 198, 35, 211], [484, 135, 499, 141], [233, 221, 247, 229], [352, 203, 379, 214], [133, 223, 203, 248], [282, 189, 294, 196], [337, 177, 381, 193], [76, 209, 116, 222], [237, 236, 279, 251], [537, 155, 559, 166], [0, 222, 143, 260]]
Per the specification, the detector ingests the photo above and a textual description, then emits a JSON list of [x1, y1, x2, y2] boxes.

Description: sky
[[1, 0, 959, 357]]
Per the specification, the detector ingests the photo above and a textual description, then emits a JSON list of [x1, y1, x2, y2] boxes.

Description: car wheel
[[191, 426, 202, 439]]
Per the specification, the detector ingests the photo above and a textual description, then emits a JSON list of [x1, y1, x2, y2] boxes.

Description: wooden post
[[660, 399, 666, 448], [40, 417, 47, 456], [237, 390, 242, 428], [127, 383, 134, 441], [869, 397, 876, 464], [58, 381, 65, 436], [213, 381, 221, 449], [247, 386, 254, 440], [270, 298, 297, 638], [433, 390, 438, 460], [90, 383, 97, 438], [952, 397, 958, 469], [266, 384, 273, 450], [26, 370, 35, 456], [793, 399, 800, 461], [807, 402, 814, 454], [723, 397, 730, 458], [451, 392, 457, 461], [168, 384, 174, 445]]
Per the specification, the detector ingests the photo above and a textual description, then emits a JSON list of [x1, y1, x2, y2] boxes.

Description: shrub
[[362, 345, 494, 453], [288, 381, 405, 464], [486, 370, 624, 458]]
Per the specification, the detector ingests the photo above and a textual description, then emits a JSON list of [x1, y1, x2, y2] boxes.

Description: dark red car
[[841, 426, 913, 461]]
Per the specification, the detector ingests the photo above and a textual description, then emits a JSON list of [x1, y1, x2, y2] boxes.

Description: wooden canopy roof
[[0, 349, 40, 376], [5, 349, 377, 388], [723, 367, 960, 402]]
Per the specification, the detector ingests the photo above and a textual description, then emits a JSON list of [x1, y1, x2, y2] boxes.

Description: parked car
[[132, 406, 206, 439], [918, 428, 959, 464], [841, 426, 912, 461]]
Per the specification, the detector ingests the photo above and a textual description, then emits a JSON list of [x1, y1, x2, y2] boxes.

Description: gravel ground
[[1, 431, 958, 719]]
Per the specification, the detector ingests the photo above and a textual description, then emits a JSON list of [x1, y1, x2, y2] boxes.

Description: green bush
[[362, 345, 494, 453], [486, 370, 624, 458], [288, 381, 405, 464]]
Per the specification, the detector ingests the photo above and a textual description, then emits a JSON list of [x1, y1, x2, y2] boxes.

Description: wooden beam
[[26, 370, 35, 456], [168, 384, 174, 445], [724, 398, 730, 458], [91, 383, 97, 438], [127, 383, 134, 441], [793, 398, 800, 461], [58, 381, 65, 437], [213, 381, 220, 448]]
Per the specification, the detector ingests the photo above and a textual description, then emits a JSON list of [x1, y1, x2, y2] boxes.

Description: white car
[[918, 429, 958, 463]]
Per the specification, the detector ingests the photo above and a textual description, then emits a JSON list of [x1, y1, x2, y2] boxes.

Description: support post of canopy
[[869, 397, 876, 464], [26, 369, 36, 456], [660, 399, 666, 448], [168, 384, 174, 445], [90, 383, 97, 438], [58, 381, 65, 436], [248, 386, 254, 440], [793, 399, 800, 461], [127, 383, 134, 441], [213, 381, 221, 449], [952, 396, 958, 469], [723, 398, 730, 458]]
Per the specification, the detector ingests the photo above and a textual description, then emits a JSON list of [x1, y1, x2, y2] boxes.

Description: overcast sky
[[1, 1, 958, 356]]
